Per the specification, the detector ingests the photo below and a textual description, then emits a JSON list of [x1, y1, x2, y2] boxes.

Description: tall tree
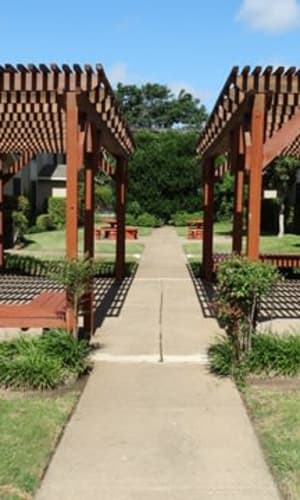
[[127, 130, 200, 221], [116, 83, 207, 130]]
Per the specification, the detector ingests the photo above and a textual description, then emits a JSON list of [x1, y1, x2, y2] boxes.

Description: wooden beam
[[263, 108, 300, 168], [201, 92, 255, 160], [232, 127, 245, 254], [247, 94, 266, 260], [202, 157, 215, 280], [115, 157, 127, 281], [66, 92, 79, 259]]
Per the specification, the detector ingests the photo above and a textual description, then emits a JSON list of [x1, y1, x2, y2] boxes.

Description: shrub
[[125, 213, 137, 226], [127, 201, 142, 218], [36, 213, 54, 232], [215, 256, 279, 360], [12, 211, 29, 245], [136, 212, 159, 227], [0, 330, 90, 390], [171, 211, 203, 226], [48, 197, 66, 228]]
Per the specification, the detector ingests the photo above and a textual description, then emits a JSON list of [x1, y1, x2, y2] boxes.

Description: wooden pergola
[[197, 66, 300, 280], [0, 63, 134, 333]]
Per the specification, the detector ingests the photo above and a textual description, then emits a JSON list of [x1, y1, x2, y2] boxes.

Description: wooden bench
[[0, 291, 67, 328]]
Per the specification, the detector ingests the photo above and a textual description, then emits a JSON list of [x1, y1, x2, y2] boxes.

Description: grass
[[244, 385, 300, 499], [21, 229, 144, 257], [0, 390, 79, 499], [182, 233, 300, 262]]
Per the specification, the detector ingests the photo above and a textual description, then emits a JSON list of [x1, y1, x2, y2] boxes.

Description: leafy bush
[[0, 330, 90, 390], [171, 211, 203, 226], [136, 212, 159, 227], [208, 334, 300, 381], [36, 214, 54, 232], [125, 213, 137, 226], [127, 201, 142, 218], [215, 256, 279, 360], [48, 197, 66, 229], [12, 211, 29, 245]]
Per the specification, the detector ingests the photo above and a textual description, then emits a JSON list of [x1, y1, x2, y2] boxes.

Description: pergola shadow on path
[[197, 66, 300, 280], [0, 64, 135, 335]]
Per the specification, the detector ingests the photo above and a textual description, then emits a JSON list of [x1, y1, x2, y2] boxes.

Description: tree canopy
[[127, 129, 200, 221], [115, 83, 207, 131]]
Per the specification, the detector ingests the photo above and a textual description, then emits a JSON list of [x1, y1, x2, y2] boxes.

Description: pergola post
[[247, 94, 266, 260], [0, 163, 3, 269], [115, 156, 127, 281], [66, 92, 80, 259], [202, 156, 215, 280], [232, 127, 245, 254], [83, 149, 96, 335]]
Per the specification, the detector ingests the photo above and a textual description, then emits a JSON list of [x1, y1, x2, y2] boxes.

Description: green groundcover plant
[[0, 329, 91, 390], [208, 333, 300, 383]]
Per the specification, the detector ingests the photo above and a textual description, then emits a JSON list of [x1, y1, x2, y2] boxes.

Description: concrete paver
[[36, 227, 280, 500]]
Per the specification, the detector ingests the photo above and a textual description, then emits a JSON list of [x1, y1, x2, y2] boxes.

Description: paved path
[[37, 227, 279, 500]]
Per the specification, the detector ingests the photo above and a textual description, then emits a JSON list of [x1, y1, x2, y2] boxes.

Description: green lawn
[[0, 390, 79, 500], [183, 233, 300, 261], [22, 229, 144, 257], [244, 385, 300, 499]]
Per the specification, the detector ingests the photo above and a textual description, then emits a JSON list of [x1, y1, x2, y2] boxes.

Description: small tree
[[48, 257, 95, 338], [215, 256, 279, 361]]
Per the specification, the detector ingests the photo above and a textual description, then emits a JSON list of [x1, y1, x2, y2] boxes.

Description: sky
[[1, 0, 300, 111]]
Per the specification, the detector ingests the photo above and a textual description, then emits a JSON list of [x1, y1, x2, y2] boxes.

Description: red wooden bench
[[0, 291, 68, 328]]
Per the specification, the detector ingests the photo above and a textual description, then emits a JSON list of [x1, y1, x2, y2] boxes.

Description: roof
[[197, 66, 300, 165], [0, 63, 134, 157]]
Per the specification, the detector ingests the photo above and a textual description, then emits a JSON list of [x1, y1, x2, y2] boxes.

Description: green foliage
[[94, 183, 114, 210], [36, 213, 54, 232], [0, 330, 90, 390], [136, 212, 160, 227], [214, 172, 234, 221], [17, 195, 30, 217], [48, 258, 95, 337], [48, 197, 66, 229], [171, 210, 203, 226], [116, 82, 207, 130], [215, 256, 279, 359], [127, 200, 142, 218], [4, 254, 58, 277], [209, 334, 300, 381], [128, 130, 200, 221], [12, 211, 29, 245]]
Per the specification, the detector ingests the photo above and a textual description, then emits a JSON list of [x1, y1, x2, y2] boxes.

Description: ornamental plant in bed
[[0, 329, 90, 390], [208, 256, 283, 382]]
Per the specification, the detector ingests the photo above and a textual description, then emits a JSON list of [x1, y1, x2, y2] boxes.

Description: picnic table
[[187, 219, 204, 239]]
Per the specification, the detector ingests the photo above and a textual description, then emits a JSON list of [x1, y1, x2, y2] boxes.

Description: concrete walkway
[[37, 227, 280, 500]]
